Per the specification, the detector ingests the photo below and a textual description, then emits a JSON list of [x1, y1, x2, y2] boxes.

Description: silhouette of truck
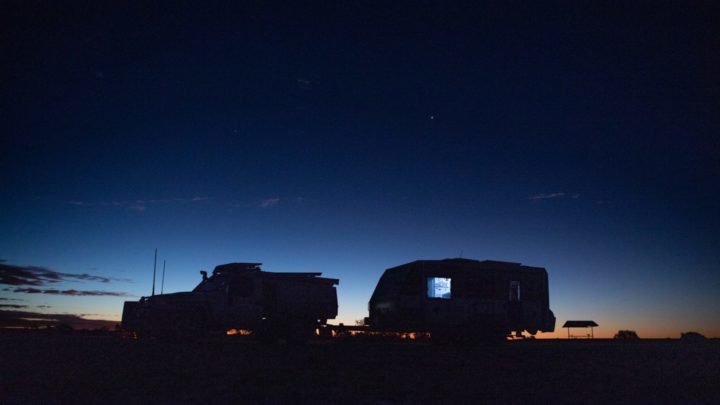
[[121, 263, 338, 340], [364, 259, 555, 339]]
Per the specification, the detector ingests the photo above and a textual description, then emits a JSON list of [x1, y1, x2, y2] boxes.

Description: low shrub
[[614, 330, 639, 340]]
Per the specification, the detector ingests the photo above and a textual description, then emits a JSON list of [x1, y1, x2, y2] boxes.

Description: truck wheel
[[254, 319, 280, 343], [286, 322, 317, 345]]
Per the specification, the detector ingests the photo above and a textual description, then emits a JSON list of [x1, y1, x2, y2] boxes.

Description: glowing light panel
[[427, 277, 451, 299]]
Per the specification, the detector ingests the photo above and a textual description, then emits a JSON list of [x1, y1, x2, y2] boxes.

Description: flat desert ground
[[1, 332, 718, 403]]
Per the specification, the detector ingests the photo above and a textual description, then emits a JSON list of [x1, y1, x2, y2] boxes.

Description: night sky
[[1, 1, 718, 337]]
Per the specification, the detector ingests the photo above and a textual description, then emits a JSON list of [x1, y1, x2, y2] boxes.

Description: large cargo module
[[122, 263, 338, 340], [366, 259, 555, 338]]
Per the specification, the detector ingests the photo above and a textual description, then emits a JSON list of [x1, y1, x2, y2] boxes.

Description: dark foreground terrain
[[1, 332, 718, 404]]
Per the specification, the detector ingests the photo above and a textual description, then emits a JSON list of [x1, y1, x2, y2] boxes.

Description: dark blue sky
[[1, 1, 718, 336]]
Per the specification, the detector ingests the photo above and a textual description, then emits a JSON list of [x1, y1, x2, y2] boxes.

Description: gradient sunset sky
[[1, 2, 718, 338]]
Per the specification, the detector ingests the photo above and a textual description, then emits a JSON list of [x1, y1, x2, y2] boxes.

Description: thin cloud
[[258, 197, 281, 208], [0, 310, 118, 330], [0, 304, 27, 309], [0, 263, 130, 286], [527, 192, 582, 202], [68, 200, 93, 207], [527, 192, 580, 200], [68, 196, 211, 211], [528, 192, 566, 200], [13, 287, 132, 297], [296, 78, 312, 90]]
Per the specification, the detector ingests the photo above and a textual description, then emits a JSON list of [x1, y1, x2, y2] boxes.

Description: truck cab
[[122, 262, 339, 339]]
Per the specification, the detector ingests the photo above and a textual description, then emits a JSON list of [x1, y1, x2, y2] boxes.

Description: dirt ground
[[1, 332, 718, 403]]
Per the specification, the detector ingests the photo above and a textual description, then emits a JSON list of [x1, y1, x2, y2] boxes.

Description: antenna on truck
[[161, 260, 166, 295], [151, 248, 157, 296]]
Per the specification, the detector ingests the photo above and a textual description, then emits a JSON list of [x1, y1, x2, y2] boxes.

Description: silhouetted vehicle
[[680, 331, 706, 342], [121, 263, 338, 340], [365, 259, 556, 340]]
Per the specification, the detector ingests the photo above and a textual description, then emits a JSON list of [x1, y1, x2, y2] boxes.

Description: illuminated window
[[427, 277, 451, 299]]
